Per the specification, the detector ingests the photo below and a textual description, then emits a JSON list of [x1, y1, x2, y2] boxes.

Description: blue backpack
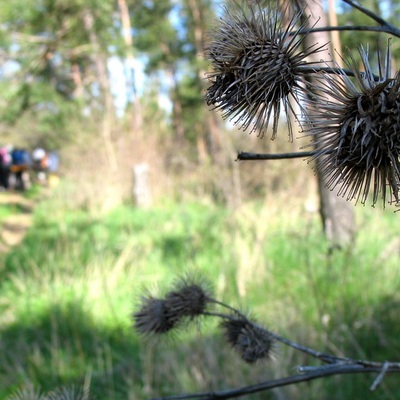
[[12, 149, 31, 166]]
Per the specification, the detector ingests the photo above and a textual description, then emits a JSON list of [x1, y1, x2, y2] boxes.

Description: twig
[[297, 66, 381, 81], [267, 331, 349, 364], [151, 364, 400, 400], [143, 1, 400, 399], [370, 361, 390, 391], [206, 307, 400, 371], [297, 25, 400, 39], [297, 66, 357, 77], [237, 151, 317, 161], [203, 308, 350, 364], [342, 0, 393, 29]]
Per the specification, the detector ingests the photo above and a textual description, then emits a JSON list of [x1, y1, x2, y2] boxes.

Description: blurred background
[[0, 0, 399, 399]]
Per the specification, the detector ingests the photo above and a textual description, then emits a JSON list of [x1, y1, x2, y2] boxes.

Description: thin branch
[[202, 309, 348, 364], [206, 306, 400, 370], [143, 2, 400, 400], [11, 32, 53, 44], [298, 66, 354, 76], [297, 25, 400, 38], [287, 0, 400, 39], [152, 364, 400, 400], [267, 331, 349, 364], [370, 361, 390, 391], [237, 151, 317, 161], [297, 66, 382, 81], [207, 299, 249, 318], [201, 311, 239, 320], [342, 0, 392, 28]]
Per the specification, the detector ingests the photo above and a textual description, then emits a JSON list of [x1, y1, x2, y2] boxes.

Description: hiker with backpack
[[10, 148, 31, 191], [32, 147, 49, 185]]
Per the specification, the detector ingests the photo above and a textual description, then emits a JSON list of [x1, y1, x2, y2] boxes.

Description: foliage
[[130, 0, 217, 155], [0, 0, 121, 147], [0, 194, 399, 399], [136, 0, 400, 397], [337, 0, 400, 68], [1, 0, 400, 398]]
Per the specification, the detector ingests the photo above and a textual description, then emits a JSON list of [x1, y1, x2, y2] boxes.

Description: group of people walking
[[0, 146, 59, 191]]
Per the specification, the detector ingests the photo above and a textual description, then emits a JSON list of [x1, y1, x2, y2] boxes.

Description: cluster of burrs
[[205, 2, 400, 207], [133, 275, 274, 363]]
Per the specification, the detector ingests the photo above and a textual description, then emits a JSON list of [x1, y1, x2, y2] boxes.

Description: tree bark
[[168, 67, 186, 146], [328, 0, 343, 67], [185, 0, 222, 162], [83, 7, 117, 170], [302, 0, 356, 248], [71, 60, 84, 99], [117, 0, 143, 133]]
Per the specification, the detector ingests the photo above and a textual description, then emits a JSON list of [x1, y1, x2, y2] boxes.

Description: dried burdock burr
[[133, 296, 180, 335], [221, 316, 274, 363], [305, 43, 400, 207], [133, 274, 213, 335], [205, 1, 325, 140]]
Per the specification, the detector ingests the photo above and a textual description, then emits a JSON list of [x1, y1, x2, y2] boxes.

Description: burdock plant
[[205, 3, 325, 140], [209, 1, 400, 208], [305, 44, 400, 206], [133, 275, 275, 363], [134, 273, 400, 399], [221, 316, 274, 363], [7, 386, 90, 400], [134, 0, 400, 398], [134, 275, 213, 335]]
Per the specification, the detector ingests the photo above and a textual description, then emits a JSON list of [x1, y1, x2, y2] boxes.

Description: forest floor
[[0, 192, 36, 253]]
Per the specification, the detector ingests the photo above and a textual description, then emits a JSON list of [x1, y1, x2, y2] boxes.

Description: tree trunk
[[328, 0, 343, 67], [157, 37, 187, 148], [185, 0, 222, 162], [83, 8, 117, 170], [302, 0, 356, 248], [71, 60, 84, 99], [168, 67, 186, 146], [117, 0, 143, 133]]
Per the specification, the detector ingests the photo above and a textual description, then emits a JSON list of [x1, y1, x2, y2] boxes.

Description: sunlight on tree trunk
[[71, 61, 84, 99], [303, 0, 355, 247], [117, 0, 143, 134], [328, 0, 343, 67], [166, 63, 187, 146], [186, 0, 223, 162], [83, 8, 117, 171]]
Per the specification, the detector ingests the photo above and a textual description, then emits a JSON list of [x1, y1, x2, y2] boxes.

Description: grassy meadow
[[0, 185, 399, 400]]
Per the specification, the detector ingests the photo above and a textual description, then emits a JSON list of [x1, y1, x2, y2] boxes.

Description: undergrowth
[[0, 195, 399, 399]]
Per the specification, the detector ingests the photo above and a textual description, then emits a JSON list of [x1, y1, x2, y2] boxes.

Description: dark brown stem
[[297, 25, 400, 39], [341, 0, 395, 29], [237, 151, 317, 161], [297, 66, 381, 81], [203, 304, 349, 365], [151, 364, 400, 400]]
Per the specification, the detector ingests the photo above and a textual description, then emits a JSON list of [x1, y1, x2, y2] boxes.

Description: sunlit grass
[[0, 194, 399, 399]]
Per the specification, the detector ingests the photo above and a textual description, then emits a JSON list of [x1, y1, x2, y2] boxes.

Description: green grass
[[0, 202, 28, 222], [0, 196, 399, 399]]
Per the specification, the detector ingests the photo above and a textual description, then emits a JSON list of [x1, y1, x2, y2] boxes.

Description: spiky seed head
[[47, 387, 91, 400], [7, 386, 45, 400], [133, 296, 180, 335], [133, 275, 213, 335], [221, 317, 274, 363], [305, 44, 400, 206], [205, 2, 324, 140], [165, 274, 213, 319], [166, 285, 211, 319]]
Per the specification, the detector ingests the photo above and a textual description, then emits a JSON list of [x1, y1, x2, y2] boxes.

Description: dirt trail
[[0, 192, 36, 253]]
